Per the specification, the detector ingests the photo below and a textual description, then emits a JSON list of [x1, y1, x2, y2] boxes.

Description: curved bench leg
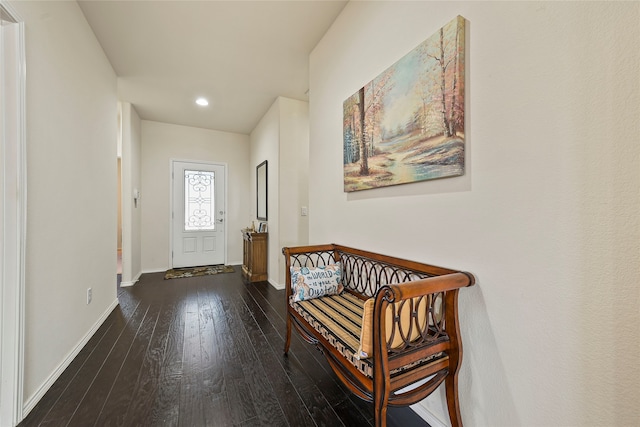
[[284, 313, 292, 356], [373, 372, 389, 427], [445, 371, 463, 427], [374, 398, 388, 427]]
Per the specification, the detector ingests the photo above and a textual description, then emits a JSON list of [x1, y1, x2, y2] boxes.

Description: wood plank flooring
[[18, 267, 430, 427]]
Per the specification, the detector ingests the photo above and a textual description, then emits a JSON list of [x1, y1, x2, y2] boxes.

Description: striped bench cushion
[[290, 292, 445, 378], [291, 292, 374, 376]]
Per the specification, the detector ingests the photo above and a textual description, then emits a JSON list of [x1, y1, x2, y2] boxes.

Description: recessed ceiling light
[[196, 97, 209, 107]]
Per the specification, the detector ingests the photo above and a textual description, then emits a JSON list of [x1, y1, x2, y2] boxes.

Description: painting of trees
[[425, 18, 463, 138], [343, 93, 360, 165], [343, 69, 395, 176], [343, 16, 465, 192]]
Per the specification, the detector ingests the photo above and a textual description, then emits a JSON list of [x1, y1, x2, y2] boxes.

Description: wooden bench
[[283, 244, 475, 427]]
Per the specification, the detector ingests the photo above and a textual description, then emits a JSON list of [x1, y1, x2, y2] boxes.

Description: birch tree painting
[[343, 16, 465, 192]]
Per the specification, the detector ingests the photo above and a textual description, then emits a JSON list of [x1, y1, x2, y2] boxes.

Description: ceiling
[[78, 1, 348, 135]]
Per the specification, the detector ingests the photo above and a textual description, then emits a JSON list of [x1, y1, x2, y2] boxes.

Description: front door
[[171, 161, 226, 268]]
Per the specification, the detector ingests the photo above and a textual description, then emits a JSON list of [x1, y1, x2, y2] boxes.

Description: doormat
[[164, 265, 235, 280]]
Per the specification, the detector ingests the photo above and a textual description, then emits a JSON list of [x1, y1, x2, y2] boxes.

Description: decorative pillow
[[290, 263, 343, 302], [356, 295, 428, 359]]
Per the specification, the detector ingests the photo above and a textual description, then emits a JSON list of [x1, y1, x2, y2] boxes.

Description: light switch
[[301, 206, 308, 216]]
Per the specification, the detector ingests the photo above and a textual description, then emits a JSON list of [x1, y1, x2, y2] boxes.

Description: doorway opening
[[0, 3, 26, 425], [116, 105, 122, 287]]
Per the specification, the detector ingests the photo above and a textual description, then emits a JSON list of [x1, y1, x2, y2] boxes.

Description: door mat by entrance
[[164, 265, 235, 280]]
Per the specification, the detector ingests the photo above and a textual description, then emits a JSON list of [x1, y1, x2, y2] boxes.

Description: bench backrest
[[285, 243, 457, 297]]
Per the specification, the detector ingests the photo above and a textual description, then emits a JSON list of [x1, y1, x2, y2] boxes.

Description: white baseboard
[[21, 298, 119, 417], [268, 279, 284, 290], [141, 268, 166, 274], [410, 403, 448, 427], [120, 271, 142, 287]]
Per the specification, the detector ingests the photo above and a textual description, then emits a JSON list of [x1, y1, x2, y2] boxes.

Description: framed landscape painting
[[343, 16, 466, 192]]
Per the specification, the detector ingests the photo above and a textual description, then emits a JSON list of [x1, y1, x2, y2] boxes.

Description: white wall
[[121, 103, 142, 285], [141, 121, 250, 271], [277, 98, 309, 283], [11, 0, 118, 411], [250, 100, 280, 285], [250, 97, 309, 288], [309, 2, 639, 426]]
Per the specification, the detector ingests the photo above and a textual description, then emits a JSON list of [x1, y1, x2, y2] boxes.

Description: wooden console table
[[242, 230, 268, 282]]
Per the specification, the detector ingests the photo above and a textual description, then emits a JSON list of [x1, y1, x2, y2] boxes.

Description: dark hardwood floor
[[19, 267, 429, 427]]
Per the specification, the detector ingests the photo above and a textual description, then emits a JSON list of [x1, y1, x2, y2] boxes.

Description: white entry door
[[171, 161, 226, 268]]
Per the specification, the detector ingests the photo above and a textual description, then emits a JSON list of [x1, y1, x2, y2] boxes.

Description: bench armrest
[[372, 272, 475, 356], [388, 272, 475, 299]]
